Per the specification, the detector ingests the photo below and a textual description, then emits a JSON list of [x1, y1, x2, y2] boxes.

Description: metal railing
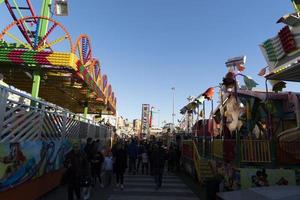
[[277, 141, 300, 165], [212, 139, 223, 159], [0, 85, 110, 142], [241, 140, 271, 163]]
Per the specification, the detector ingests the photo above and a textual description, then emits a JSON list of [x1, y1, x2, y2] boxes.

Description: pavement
[[40, 171, 201, 200]]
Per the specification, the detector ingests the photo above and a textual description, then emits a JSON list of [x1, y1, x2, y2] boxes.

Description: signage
[[141, 104, 150, 138]]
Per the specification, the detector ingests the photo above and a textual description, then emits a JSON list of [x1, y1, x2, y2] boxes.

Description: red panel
[[278, 26, 297, 53]]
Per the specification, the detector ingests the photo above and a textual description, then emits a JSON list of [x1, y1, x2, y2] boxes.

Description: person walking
[[153, 140, 167, 190], [64, 143, 90, 200], [91, 147, 104, 188], [114, 142, 127, 190], [141, 149, 149, 175], [136, 142, 143, 174], [127, 139, 138, 174], [167, 144, 176, 172], [103, 150, 114, 187]]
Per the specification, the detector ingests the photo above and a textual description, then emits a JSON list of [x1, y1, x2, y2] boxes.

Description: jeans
[[129, 157, 136, 173], [68, 180, 80, 200], [116, 172, 124, 184], [142, 163, 148, 174], [105, 170, 113, 187], [154, 168, 164, 188], [136, 157, 142, 173]]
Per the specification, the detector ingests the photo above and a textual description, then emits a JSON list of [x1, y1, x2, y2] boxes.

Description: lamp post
[[171, 87, 176, 126]]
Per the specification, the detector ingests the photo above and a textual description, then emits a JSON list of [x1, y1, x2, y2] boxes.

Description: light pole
[[172, 87, 175, 126]]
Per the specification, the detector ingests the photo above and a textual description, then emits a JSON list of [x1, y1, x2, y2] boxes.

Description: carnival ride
[[0, 0, 116, 115], [259, 2, 300, 160]]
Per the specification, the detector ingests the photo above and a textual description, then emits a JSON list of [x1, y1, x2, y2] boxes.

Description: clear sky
[[0, 0, 299, 126]]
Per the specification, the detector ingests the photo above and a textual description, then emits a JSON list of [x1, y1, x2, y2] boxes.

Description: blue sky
[[0, 0, 299, 126]]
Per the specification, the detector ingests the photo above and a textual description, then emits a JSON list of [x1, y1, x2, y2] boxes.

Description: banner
[[141, 104, 150, 138]]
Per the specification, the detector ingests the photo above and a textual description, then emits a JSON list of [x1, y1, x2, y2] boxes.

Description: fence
[[212, 139, 223, 159], [277, 141, 300, 165], [0, 85, 110, 142], [241, 140, 271, 163], [181, 140, 207, 184], [0, 85, 111, 197]]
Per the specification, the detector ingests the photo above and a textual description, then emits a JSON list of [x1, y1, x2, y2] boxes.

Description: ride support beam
[[83, 106, 88, 118], [31, 70, 41, 99], [31, 0, 52, 98], [39, 0, 52, 36]]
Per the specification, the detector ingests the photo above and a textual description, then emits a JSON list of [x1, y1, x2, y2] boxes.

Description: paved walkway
[[108, 173, 199, 200], [41, 172, 200, 200]]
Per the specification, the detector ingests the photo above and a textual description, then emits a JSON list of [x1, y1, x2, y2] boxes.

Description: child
[[141, 150, 149, 175], [103, 151, 113, 187]]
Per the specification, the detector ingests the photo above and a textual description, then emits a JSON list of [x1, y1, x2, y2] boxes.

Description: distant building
[[133, 119, 141, 135]]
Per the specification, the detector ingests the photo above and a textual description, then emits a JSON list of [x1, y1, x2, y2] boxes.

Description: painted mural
[[0, 140, 74, 191], [210, 160, 241, 192], [240, 168, 296, 189]]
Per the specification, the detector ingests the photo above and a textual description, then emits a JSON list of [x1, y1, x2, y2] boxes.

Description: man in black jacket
[[152, 140, 167, 190], [64, 143, 90, 200]]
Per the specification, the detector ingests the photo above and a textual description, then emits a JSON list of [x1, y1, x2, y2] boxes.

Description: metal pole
[[172, 87, 175, 125], [234, 74, 241, 167], [265, 78, 276, 167], [202, 101, 206, 157]]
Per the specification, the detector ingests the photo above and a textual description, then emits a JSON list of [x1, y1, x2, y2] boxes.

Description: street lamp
[[171, 87, 175, 126], [54, 0, 69, 16]]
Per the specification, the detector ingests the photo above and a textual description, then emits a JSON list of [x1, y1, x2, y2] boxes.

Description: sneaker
[[120, 184, 124, 190]]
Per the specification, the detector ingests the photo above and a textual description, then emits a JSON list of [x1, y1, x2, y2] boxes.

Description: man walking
[[64, 143, 90, 200], [127, 138, 138, 174], [153, 140, 167, 190]]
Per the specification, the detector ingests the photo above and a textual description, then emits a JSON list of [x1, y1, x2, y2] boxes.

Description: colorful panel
[[240, 168, 296, 189], [0, 140, 75, 191], [278, 26, 297, 53]]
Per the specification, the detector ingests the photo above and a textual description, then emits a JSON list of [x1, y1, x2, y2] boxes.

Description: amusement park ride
[[0, 0, 116, 115], [180, 0, 300, 192], [0, 1, 115, 199]]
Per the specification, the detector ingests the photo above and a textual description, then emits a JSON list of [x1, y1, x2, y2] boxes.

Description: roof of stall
[[266, 62, 300, 82]]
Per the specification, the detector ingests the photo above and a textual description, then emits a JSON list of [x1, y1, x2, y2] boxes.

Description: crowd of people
[[63, 136, 181, 200]]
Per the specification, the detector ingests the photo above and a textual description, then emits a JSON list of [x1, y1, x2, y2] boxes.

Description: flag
[[236, 63, 246, 72], [292, 0, 300, 13], [271, 80, 286, 92], [258, 67, 267, 76], [195, 95, 205, 104], [203, 87, 215, 100], [243, 75, 258, 90]]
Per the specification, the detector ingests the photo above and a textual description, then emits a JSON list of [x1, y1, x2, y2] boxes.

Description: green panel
[[21, 51, 38, 64]]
